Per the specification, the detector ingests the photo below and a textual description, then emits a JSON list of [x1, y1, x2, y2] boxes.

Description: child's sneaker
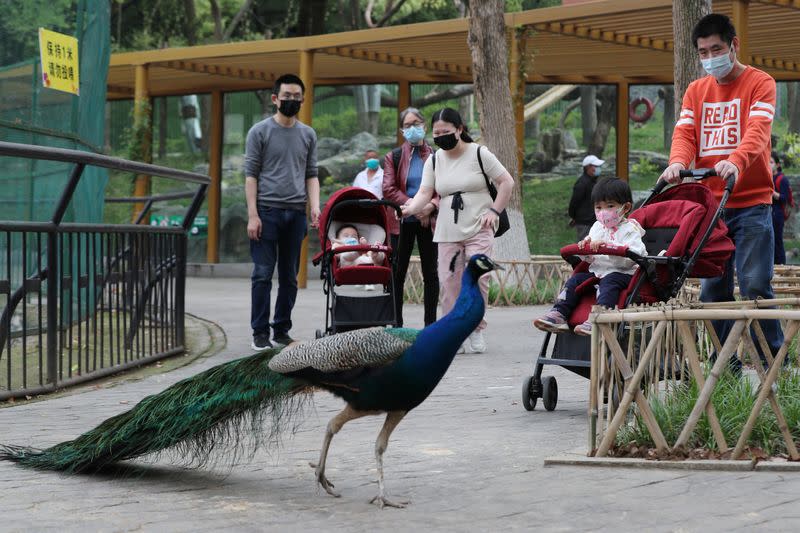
[[573, 320, 592, 336], [533, 309, 569, 333]]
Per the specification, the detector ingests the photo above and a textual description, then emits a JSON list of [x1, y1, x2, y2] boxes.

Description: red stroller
[[522, 170, 736, 411], [312, 187, 402, 338]]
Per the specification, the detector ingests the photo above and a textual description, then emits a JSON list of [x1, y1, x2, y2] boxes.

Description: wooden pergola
[[106, 0, 800, 267]]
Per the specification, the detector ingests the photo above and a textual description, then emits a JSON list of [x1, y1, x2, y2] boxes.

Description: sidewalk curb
[[544, 455, 800, 472]]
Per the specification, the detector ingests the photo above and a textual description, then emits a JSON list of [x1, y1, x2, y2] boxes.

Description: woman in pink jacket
[[383, 107, 440, 328]]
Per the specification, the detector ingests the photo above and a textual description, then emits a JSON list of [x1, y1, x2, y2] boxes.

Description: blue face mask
[[343, 237, 358, 246], [594, 165, 602, 176], [701, 47, 735, 79], [402, 125, 425, 144], [365, 158, 380, 170]]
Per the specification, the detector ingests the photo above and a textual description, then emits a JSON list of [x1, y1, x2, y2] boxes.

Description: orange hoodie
[[669, 66, 776, 208]]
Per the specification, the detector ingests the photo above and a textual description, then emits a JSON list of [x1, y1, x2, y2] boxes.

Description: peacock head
[[465, 253, 504, 280]]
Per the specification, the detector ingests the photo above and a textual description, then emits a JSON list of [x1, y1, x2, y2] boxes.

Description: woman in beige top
[[401, 108, 514, 354]]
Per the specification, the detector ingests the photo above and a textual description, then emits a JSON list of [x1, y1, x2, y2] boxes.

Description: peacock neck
[[405, 269, 484, 374]]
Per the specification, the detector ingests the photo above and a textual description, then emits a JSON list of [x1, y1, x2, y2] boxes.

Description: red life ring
[[629, 97, 654, 123]]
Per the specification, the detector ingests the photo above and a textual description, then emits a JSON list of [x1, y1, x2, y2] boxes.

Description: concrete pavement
[[2, 276, 800, 532]]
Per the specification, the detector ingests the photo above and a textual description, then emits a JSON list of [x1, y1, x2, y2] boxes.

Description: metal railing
[[0, 141, 209, 400]]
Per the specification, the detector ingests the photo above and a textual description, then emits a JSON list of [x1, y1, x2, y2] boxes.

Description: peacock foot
[[369, 494, 409, 509], [309, 462, 340, 497]]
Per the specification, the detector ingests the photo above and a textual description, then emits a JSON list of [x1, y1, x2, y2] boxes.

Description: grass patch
[[616, 368, 800, 456]]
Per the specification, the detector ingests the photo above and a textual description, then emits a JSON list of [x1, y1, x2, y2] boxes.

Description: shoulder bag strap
[[476, 145, 497, 200]]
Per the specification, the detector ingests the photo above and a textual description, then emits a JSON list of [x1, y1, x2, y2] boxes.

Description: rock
[[630, 150, 670, 170], [540, 129, 564, 162], [344, 131, 379, 154], [317, 137, 344, 161], [561, 130, 578, 151], [317, 153, 363, 183]]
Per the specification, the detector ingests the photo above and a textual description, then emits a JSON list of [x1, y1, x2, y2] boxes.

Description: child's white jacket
[[582, 218, 647, 278]]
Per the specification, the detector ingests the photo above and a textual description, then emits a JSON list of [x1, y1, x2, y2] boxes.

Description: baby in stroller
[[332, 224, 386, 267], [534, 177, 647, 336]]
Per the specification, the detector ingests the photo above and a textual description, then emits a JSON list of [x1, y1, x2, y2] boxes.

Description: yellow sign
[[38, 28, 79, 95]]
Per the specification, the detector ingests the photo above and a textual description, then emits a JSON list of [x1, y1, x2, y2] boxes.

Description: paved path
[[2, 277, 800, 532]]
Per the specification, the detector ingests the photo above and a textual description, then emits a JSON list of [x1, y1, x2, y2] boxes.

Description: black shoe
[[251, 333, 273, 351], [273, 332, 296, 346]]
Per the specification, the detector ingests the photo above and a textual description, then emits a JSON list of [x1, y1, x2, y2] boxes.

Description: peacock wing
[[268, 327, 420, 374]]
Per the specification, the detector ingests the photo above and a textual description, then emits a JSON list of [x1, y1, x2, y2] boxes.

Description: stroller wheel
[[542, 376, 558, 411], [315, 329, 324, 339], [521, 376, 537, 411]]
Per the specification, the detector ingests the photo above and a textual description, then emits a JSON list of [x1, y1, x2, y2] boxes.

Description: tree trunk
[[255, 90, 271, 117], [182, 0, 198, 45], [468, 0, 528, 261], [353, 86, 369, 132], [673, 1, 711, 114], [788, 82, 800, 135], [297, 0, 328, 36], [587, 86, 615, 158], [580, 86, 597, 146], [348, 0, 360, 29], [210, 0, 223, 41], [662, 85, 674, 152], [158, 97, 168, 160]]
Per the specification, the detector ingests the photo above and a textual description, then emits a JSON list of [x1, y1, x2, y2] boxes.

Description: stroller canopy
[[318, 187, 391, 248], [630, 181, 734, 279]]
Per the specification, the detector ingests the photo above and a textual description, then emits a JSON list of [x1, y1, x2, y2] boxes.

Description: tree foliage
[[1, 0, 73, 65], [107, 0, 475, 51]]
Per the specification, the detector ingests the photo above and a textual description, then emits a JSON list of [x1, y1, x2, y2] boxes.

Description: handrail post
[[52, 163, 86, 225], [46, 162, 85, 384], [46, 230, 58, 385]]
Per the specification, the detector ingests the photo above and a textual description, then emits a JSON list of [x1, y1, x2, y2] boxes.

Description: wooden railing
[[589, 296, 800, 459], [403, 255, 572, 306]]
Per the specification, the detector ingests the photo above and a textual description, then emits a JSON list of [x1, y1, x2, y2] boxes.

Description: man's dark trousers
[[250, 206, 307, 338]]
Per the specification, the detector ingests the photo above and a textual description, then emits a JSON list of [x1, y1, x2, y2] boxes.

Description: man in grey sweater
[[245, 73, 320, 351]]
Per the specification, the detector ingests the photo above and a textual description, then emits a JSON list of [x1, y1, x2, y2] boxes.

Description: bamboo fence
[[589, 297, 800, 460], [404, 255, 572, 306]]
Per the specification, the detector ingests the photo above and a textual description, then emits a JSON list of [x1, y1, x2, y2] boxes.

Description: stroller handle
[[355, 198, 403, 218], [678, 168, 736, 193], [649, 168, 734, 200]]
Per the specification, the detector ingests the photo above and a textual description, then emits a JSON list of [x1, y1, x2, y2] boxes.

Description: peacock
[[0, 253, 500, 508]]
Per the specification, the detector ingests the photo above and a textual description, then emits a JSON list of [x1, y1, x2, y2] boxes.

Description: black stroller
[[522, 170, 736, 411], [312, 187, 402, 338]]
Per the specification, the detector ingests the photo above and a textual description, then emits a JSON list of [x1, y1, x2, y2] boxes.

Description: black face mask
[[278, 99, 302, 117], [433, 132, 458, 151]]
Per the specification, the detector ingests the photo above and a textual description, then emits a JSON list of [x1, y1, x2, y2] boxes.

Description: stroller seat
[[328, 220, 392, 286]]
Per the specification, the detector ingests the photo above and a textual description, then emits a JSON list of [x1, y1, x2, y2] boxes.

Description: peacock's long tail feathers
[[0, 348, 309, 473]]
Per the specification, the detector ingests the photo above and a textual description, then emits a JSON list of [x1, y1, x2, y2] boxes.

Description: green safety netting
[[0, 0, 110, 224]]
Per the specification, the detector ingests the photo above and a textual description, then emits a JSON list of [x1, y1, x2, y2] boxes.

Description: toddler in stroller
[[312, 187, 401, 337], [333, 224, 386, 269], [534, 177, 647, 336]]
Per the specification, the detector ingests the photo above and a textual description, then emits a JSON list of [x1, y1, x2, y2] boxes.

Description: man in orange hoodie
[[660, 13, 782, 369]]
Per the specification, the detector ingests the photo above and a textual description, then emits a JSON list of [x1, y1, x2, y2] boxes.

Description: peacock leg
[[369, 410, 408, 509], [309, 405, 370, 497]]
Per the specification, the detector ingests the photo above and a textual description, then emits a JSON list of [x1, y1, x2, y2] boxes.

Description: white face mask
[[701, 46, 735, 79]]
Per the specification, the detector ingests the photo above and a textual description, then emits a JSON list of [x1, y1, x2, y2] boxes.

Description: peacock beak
[[489, 258, 504, 271]]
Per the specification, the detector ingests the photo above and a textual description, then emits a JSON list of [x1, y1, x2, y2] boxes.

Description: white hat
[[582, 155, 605, 167]]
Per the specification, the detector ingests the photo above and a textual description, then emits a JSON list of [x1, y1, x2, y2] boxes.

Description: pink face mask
[[595, 207, 624, 229]]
